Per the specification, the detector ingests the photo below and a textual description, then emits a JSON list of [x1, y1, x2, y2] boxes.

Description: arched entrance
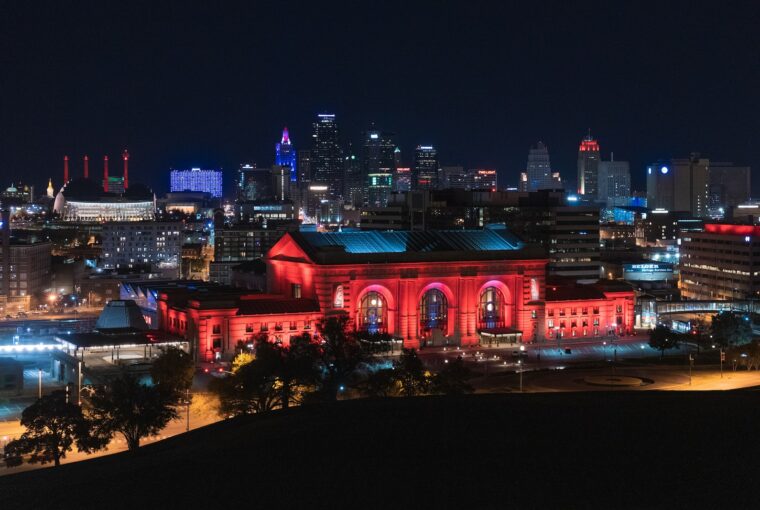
[[420, 288, 448, 336], [359, 291, 387, 334], [479, 286, 505, 329]]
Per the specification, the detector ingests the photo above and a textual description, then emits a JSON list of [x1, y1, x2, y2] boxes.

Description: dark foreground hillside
[[1, 392, 758, 509]]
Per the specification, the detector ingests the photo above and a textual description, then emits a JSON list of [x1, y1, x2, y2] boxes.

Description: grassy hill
[[1, 392, 757, 509]]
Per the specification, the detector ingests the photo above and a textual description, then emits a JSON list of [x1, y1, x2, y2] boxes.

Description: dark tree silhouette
[[88, 372, 178, 451], [432, 356, 474, 395], [3, 390, 107, 467], [209, 357, 279, 416], [711, 312, 752, 348], [360, 368, 398, 398], [394, 348, 430, 397], [150, 346, 195, 400], [648, 325, 680, 359], [316, 316, 366, 400]]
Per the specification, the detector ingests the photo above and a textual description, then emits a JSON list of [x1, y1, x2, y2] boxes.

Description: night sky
[[2, 1, 760, 196]]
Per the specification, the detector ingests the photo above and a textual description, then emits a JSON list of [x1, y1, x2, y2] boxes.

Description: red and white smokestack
[[84, 155, 89, 179], [122, 150, 129, 189], [103, 156, 109, 192], [63, 155, 69, 184]]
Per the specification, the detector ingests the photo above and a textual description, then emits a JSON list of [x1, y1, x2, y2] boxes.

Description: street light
[[77, 361, 83, 406], [517, 359, 523, 392]]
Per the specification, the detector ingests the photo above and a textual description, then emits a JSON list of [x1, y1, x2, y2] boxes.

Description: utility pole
[[689, 354, 693, 386], [38, 368, 42, 399], [720, 349, 725, 379]]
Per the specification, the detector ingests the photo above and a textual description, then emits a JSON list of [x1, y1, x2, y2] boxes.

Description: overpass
[[655, 300, 760, 316]]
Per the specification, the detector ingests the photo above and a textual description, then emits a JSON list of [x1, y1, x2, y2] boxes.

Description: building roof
[[236, 298, 321, 316], [58, 330, 187, 349], [545, 284, 606, 302], [95, 300, 148, 331], [281, 227, 546, 264]]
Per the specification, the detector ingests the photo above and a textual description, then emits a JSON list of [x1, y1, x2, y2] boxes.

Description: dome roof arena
[[53, 178, 155, 222]]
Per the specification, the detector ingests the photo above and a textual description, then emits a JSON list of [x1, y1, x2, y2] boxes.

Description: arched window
[[359, 291, 386, 334], [333, 285, 344, 309], [420, 289, 448, 334], [479, 287, 504, 329]]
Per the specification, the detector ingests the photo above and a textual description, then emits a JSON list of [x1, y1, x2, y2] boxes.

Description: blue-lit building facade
[[275, 127, 297, 183], [170, 168, 223, 198]]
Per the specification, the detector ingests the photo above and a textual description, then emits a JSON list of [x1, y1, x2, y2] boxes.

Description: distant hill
[[1, 392, 758, 509]]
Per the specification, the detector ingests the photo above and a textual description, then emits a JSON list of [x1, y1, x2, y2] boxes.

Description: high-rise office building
[[646, 155, 710, 217], [311, 114, 343, 198], [170, 168, 223, 198], [470, 169, 498, 191], [367, 173, 393, 208], [297, 150, 311, 186], [101, 221, 183, 277], [708, 162, 751, 216], [395, 167, 412, 193], [577, 133, 600, 199], [525, 141, 560, 191], [394, 147, 402, 167], [237, 164, 273, 202], [597, 155, 630, 205], [275, 127, 297, 183], [440, 166, 467, 189], [344, 145, 364, 207], [362, 128, 395, 207], [414, 145, 439, 190], [680, 223, 760, 300], [271, 166, 290, 201]]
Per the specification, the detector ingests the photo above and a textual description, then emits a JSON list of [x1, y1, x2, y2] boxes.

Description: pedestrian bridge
[[655, 300, 760, 316]]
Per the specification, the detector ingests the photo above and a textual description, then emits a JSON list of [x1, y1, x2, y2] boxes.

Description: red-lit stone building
[[155, 228, 635, 361]]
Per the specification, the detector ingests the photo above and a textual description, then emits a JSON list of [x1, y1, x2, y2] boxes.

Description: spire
[[281, 126, 290, 144], [122, 150, 129, 189]]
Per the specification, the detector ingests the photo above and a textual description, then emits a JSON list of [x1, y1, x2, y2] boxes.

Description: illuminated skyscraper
[[577, 133, 600, 199], [170, 168, 223, 198], [362, 128, 395, 207], [343, 144, 364, 207], [275, 127, 297, 182], [414, 145, 439, 190], [311, 113, 343, 198], [597, 154, 630, 205], [526, 141, 560, 191]]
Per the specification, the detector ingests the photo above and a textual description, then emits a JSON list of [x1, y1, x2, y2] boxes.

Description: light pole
[[77, 360, 82, 406], [518, 359, 523, 392], [37, 368, 42, 399]]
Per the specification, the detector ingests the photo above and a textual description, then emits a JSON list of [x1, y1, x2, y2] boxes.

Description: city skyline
[[2, 2, 760, 196]]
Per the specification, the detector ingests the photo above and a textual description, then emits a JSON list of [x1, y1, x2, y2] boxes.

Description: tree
[[316, 316, 367, 400], [360, 368, 399, 398], [232, 351, 256, 373], [150, 346, 195, 400], [431, 356, 474, 395], [88, 372, 178, 451], [648, 325, 680, 359], [4, 390, 106, 467], [711, 312, 752, 348], [394, 349, 430, 397], [208, 358, 279, 416]]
